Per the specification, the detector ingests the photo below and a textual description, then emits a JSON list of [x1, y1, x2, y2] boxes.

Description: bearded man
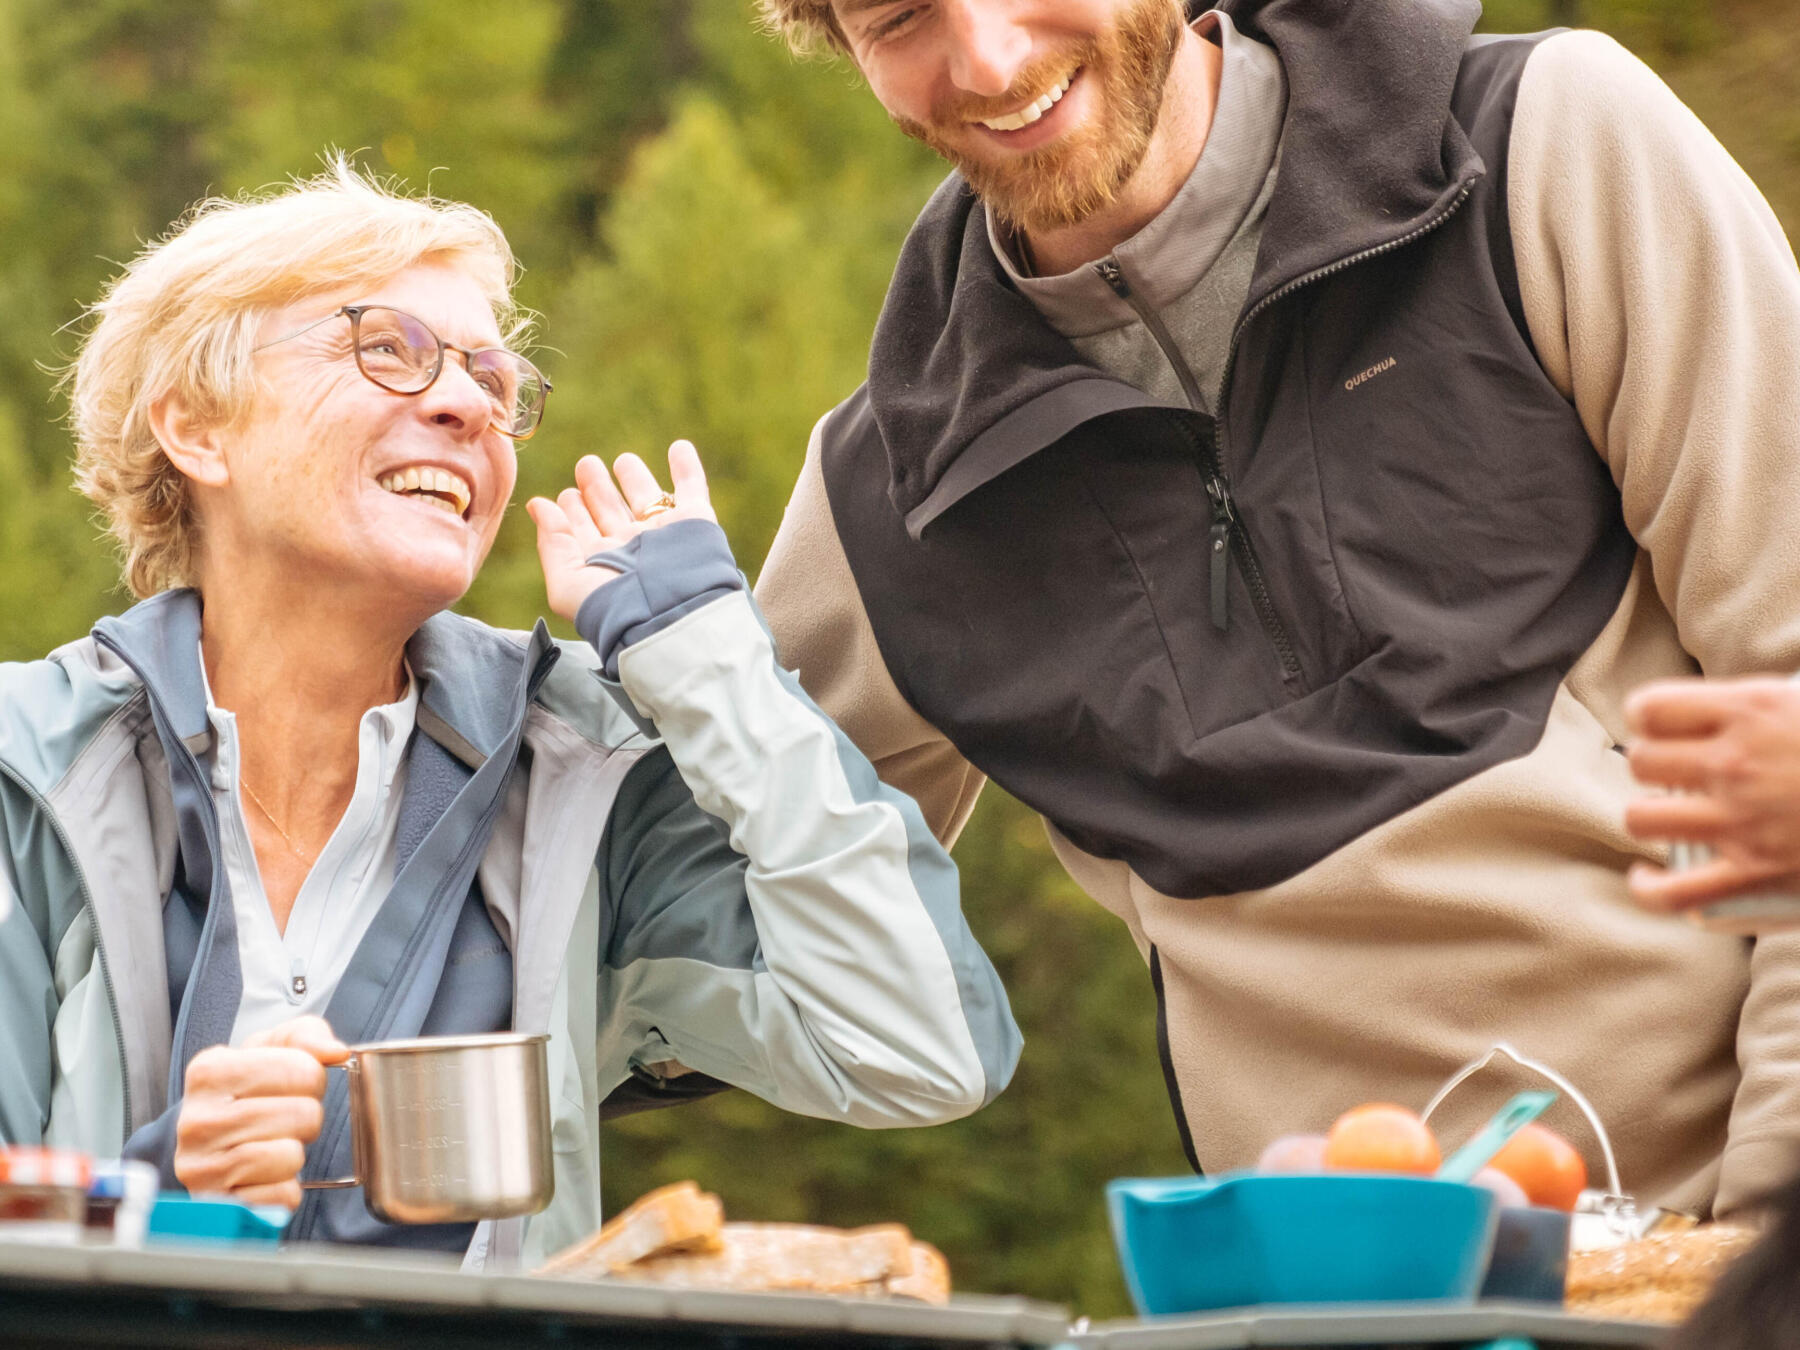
[[751, 0, 1800, 1222]]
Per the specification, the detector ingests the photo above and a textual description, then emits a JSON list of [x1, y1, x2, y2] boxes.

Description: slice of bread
[[537, 1184, 953, 1303], [1566, 1224, 1757, 1322], [610, 1223, 949, 1303], [886, 1240, 952, 1304], [538, 1180, 725, 1277]]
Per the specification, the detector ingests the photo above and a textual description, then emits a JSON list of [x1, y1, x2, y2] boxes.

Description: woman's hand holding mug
[[172, 1014, 350, 1209]]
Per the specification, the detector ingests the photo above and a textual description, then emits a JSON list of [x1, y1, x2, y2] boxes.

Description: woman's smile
[[374, 464, 475, 520]]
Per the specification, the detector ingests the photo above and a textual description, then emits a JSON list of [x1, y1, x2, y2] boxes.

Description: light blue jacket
[[0, 521, 1020, 1266]]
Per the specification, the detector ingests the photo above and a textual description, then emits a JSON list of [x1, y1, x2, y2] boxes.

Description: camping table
[[0, 1236, 1071, 1348]]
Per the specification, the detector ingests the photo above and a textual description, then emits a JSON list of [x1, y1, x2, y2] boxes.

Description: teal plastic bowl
[[1107, 1173, 1499, 1317]]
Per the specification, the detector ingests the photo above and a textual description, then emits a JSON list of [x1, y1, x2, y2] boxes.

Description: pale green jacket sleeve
[[590, 586, 1021, 1128]]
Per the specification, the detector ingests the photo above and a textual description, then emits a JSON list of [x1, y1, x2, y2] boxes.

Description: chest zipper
[[1095, 257, 1302, 684], [92, 633, 235, 1140], [1094, 181, 1479, 689]]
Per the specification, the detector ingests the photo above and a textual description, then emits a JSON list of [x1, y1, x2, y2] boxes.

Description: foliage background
[[0, 0, 1793, 1317]]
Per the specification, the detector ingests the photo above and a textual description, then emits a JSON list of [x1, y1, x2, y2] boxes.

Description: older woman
[[0, 164, 1019, 1265]]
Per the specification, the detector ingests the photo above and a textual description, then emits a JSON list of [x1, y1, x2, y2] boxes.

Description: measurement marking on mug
[[400, 1097, 461, 1113]]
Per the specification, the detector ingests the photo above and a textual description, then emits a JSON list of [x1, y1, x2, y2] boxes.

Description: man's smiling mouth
[[974, 69, 1078, 133], [379, 466, 472, 518]]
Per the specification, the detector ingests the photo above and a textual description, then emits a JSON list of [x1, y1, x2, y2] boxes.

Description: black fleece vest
[[818, 4, 1637, 899]]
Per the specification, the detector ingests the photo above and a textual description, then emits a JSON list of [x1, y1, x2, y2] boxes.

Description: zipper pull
[[1209, 519, 1230, 631], [1205, 476, 1233, 632], [1096, 257, 1131, 299]]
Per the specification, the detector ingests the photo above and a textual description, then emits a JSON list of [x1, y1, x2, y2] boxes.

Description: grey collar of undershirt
[[987, 9, 1288, 339]]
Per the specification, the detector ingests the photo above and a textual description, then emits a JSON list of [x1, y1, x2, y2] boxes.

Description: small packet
[[0, 1147, 93, 1244]]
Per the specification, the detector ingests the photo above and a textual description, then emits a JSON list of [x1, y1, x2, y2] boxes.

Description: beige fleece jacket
[[755, 31, 1800, 1218]]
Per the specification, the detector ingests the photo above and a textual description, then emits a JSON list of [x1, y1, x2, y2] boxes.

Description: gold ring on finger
[[636, 492, 678, 520]]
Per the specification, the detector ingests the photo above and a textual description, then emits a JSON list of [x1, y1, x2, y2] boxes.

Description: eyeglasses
[[256, 305, 552, 440]]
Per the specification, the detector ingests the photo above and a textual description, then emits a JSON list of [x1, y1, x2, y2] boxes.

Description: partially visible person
[[1626, 676, 1800, 1350], [1626, 678, 1800, 914], [0, 161, 1019, 1267], [752, 0, 1800, 1225]]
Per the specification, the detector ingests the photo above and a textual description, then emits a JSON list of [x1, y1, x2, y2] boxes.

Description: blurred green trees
[[0, 0, 1795, 1316]]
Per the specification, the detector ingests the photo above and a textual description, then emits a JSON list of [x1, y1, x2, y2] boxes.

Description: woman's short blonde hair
[[69, 157, 523, 598]]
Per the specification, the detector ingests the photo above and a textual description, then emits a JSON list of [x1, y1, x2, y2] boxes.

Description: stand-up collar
[[407, 612, 559, 767], [1223, 0, 1483, 303], [94, 590, 210, 748], [865, 0, 1485, 534]]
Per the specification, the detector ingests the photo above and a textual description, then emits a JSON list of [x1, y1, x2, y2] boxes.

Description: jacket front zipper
[[93, 632, 232, 1135], [1094, 257, 1301, 682]]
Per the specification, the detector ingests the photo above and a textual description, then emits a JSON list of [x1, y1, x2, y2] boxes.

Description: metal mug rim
[[347, 1031, 550, 1057]]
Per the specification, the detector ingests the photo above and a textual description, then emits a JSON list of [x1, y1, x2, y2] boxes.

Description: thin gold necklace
[[239, 778, 317, 867]]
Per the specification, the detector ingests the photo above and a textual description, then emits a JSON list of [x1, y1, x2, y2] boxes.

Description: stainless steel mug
[[301, 1032, 555, 1224]]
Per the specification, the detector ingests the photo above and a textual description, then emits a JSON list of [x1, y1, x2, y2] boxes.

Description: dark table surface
[[0, 1236, 1072, 1349], [0, 1238, 1677, 1350]]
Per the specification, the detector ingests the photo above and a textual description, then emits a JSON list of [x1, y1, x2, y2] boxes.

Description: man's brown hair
[[756, 0, 850, 57]]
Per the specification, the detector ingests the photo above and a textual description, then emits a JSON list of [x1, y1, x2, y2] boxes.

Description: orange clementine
[[1323, 1103, 1441, 1175], [1486, 1123, 1587, 1211]]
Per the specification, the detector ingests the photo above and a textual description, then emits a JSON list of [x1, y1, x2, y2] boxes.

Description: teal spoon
[[1436, 1089, 1558, 1184]]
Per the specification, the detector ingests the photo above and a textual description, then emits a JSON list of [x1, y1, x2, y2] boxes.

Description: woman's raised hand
[[527, 441, 716, 624]]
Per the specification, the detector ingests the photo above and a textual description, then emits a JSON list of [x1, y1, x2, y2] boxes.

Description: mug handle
[[299, 1060, 359, 1190]]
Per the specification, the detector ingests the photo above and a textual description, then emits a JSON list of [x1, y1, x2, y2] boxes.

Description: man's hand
[[1624, 677, 1800, 912], [172, 1015, 349, 1209], [527, 442, 716, 624]]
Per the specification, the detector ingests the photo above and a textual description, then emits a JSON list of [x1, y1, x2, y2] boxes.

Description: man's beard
[[892, 0, 1186, 235]]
